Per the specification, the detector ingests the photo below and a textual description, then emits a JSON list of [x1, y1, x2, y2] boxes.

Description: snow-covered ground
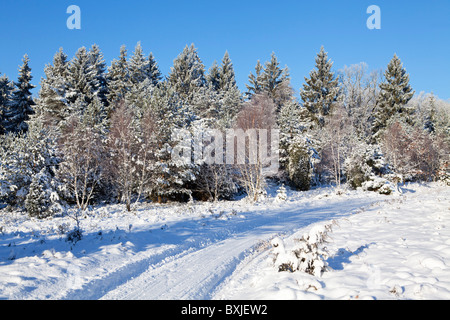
[[0, 182, 448, 300]]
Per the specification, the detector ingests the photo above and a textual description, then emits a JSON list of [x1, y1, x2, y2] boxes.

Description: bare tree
[[233, 93, 277, 202], [107, 101, 137, 211], [58, 115, 104, 211], [318, 104, 355, 188]]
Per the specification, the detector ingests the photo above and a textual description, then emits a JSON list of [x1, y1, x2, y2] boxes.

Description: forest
[[0, 43, 449, 219]]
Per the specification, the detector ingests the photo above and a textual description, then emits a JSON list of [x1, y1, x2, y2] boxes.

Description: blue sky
[[0, 0, 449, 100]]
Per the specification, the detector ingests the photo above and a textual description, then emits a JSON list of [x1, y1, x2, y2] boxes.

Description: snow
[[0, 182, 449, 300]]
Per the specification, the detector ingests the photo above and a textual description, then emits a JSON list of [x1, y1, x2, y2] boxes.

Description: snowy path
[[5, 184, 437, 300], [95, 194, 382, 300]]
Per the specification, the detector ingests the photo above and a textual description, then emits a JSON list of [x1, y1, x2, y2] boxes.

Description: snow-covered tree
[[145, 83, 196, 202], [371, 54, 414, 141], [0, 74, 14, 135], [203, 51, 242, 128], [57, 112, 105, 210], [300, 46, 340, 126], [25, 168, 61, 219], [0, 118, 61, 209], [246, 53, 292, 111], [88, 44, 108, 108], [168, 43, 206, 104], [106, 45, 130, 112], [3, 55, 36, 134], [338, 63, 381, 138], [106, 101, 139, 211], [36, 48, 70, 127], [234, 93, 277, 202], [246, 60, 263, 99]]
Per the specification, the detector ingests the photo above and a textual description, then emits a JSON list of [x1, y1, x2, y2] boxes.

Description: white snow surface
[[0, 182, 449, 300]]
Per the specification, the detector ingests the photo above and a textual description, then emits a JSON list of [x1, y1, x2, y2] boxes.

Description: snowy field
[[0, 182, 448, 300]]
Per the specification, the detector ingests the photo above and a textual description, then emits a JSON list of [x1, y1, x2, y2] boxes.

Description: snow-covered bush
[[25, 168, 62, 219], [286, 136, 319, 191], [271, 222, 335, 277], [274, 184, 287, 203], [344, 143, 393, 192], [0, 119, 61, 210]]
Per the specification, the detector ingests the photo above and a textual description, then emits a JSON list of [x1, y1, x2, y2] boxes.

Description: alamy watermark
[[367, 5, 381, 30], [171, 128, 280, 175], [67, 5, 81, 30]]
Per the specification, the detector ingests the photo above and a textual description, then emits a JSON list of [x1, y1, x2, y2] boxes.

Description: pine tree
[[206, 60, 221, 92], [128, 42, 163, 88], [246, 60, 263, 98], [0, 118, 60, 208], [146, 83, 196, 202], [25, 168, 58, 219], [89, 44, 108, 108], [371, 54, 415, 140], [168, 43, 206, 104], [66, 47, 96, 108], [219, 51, 237, 92], [129, 42, 150, 86], [260, 52, 292, 110], [3, 55, 36, 134], [0, 74, 14, 135], [300, 46, 340, 126], [36, 48, 70, 126], [204, 51, 242, 127], [148, 52, 163, 86], [106, 45, 130, 110]]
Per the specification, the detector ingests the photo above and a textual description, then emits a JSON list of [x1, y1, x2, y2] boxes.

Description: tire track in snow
[[65, 194, 386, 300]]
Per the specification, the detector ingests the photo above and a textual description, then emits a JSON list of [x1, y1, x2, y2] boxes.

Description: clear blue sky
[[0, 0, 449, 100]]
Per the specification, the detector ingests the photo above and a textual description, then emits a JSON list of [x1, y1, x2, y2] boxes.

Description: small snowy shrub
[[274, 184, 287, 203], [271, 222, 335, 277]]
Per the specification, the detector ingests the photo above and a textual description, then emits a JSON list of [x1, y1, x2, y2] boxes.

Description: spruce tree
[[260, 52, 291, 110], [0, 74, 14, 135], [219, 51, 237, 92], [371, 54, 414, 140], [204, 51, 242, 127], [246, 60, 263, 98], [206, 60, 221, 92], [128, 42, 162, 87], [106, 45, 130, 110], [300, 46, 340, 126], [36, 48, 70, 126], [66, 47, 97, 109], [148, 52, 162, 86], [3, 55, 36, 134], [168, 43, 206, 103], [129, 42, 150, 86], [89, 44, 108, 108]]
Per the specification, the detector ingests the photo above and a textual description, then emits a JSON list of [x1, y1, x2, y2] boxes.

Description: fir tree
[[246, 60, 263, 99], [219, 51, 237, 92], [204, 51, 242, 127], [36, 48, 70, 126], [371, 54, 415, 140], [129, 42, 150, 86], [260, 52, 292, 110], [148, 52, 163, 86], [3, 55, 36, 134], [206, 60, 221, 92], [300, 46, 340, 126], [0, 74, 14, 135], [89, 44, 108, 108], [106, 45, 130, 110], [66, 47, 97, 109], [168, 43, 206, 104], [128, 42, 162, 88]]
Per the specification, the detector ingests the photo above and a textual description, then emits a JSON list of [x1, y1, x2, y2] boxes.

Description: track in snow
[[90, 195, 384, 300]]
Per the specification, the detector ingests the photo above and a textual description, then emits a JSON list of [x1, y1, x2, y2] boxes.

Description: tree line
[[0, 43, 448, 218]]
